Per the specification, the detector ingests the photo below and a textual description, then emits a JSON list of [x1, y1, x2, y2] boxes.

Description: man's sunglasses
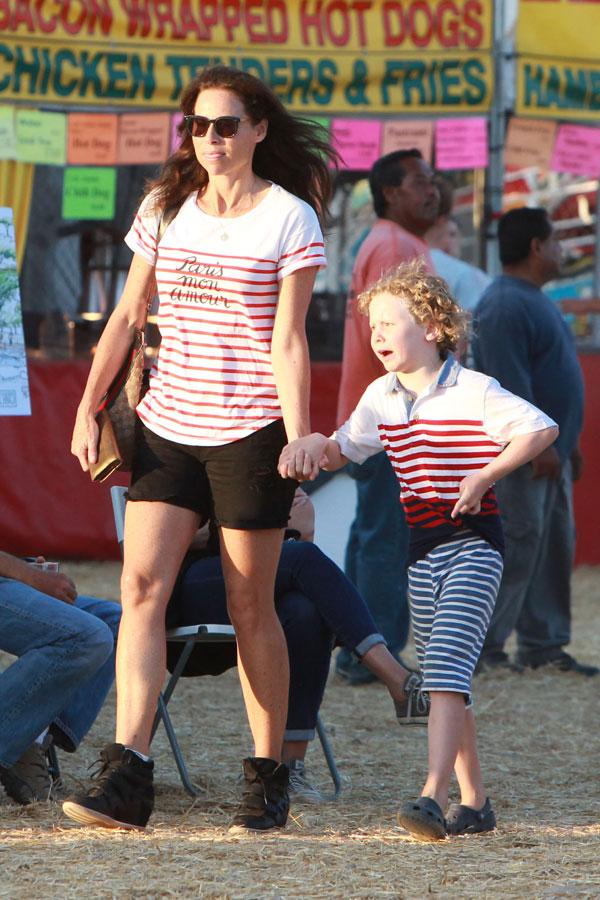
[[183, 115, 248, 138]]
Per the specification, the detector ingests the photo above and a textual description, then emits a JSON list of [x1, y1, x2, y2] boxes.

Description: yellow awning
[[0, 160, 35, 272]]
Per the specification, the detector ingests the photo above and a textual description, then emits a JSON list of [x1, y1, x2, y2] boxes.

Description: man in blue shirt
[[472, 207, 597, 676]]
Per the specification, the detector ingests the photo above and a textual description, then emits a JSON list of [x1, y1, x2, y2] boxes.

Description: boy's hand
[[278, 434, 329, 481], [451, 473, 490, 519]]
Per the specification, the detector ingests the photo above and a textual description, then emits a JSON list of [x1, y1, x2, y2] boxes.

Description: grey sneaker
[[394, 672, 430, 725], [0, 738, 53, 805], [287, 759, 325, 804]]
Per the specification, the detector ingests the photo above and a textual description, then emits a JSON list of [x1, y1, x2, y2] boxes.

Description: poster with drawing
[[0, 207, 30, 416]]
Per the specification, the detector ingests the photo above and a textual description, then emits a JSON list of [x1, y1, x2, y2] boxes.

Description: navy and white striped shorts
[[408, 534, 503, 703]]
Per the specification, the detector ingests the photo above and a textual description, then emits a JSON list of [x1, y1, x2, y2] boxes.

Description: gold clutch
[[88, 330, 145, 483], [89, 408, 123, 483]]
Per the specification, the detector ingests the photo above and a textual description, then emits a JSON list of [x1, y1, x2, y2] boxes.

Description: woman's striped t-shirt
[[125, 183, 326, 446], [334, 359, 557, 564]]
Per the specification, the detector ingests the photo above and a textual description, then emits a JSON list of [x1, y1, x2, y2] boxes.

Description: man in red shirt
[[335, 149, 439, 684]]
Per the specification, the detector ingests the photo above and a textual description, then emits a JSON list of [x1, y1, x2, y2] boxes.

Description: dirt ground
[[0, 564, 599, 900]]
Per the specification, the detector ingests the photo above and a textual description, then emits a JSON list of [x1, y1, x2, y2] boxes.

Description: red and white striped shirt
[[334, 358, 556, 562], [125, 183, 326, 446]]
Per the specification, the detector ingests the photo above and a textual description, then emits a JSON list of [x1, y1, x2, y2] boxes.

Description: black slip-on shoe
[[398, 796, 447, 841], [517, 650, 598, 677], [475, 650, 523, 674], [446, 797, 496, 835]]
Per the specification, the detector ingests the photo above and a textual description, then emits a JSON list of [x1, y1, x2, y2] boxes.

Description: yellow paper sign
[[0, 107, 16, 160], [15, 110, 66, 165], [68, 114, 118, 165]]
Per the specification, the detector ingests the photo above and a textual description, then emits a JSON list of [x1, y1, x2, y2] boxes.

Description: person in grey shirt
[[472, 206, 597, 676]]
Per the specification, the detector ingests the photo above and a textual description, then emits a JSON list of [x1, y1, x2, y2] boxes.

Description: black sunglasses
[[183, 115, 248, 139]]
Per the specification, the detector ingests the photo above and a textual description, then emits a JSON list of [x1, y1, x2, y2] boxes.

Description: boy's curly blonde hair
[[357, 257, 468, 359]]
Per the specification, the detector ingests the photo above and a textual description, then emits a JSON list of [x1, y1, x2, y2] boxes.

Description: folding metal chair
[[110, 485, 341, 799]]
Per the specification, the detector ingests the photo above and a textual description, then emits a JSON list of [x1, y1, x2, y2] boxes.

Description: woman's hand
[[71, 404, 99, 473], [451, 473, 490, 519], [278, 434, 329, 481]]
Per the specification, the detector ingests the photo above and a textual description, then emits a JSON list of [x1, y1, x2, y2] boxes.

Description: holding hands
[[278, 434, 331, 481]]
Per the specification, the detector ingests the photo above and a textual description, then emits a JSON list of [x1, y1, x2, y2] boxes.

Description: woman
[[64, 65, 336, 833]]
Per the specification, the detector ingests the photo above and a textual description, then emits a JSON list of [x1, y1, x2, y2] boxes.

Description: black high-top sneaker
[[229, 757, 289, 833], [62, 743, 154, 831]]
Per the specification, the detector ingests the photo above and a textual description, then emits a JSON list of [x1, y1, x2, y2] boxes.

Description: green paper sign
[[62, 167, 116, 220], [16, 110, 66, 165], [0, 107, 16, 160]]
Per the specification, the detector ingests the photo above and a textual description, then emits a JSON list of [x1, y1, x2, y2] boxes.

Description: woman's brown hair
[[146, 65, 338, 226]]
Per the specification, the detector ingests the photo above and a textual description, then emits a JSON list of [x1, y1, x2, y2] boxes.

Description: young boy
[[278, 259, 558, 841]]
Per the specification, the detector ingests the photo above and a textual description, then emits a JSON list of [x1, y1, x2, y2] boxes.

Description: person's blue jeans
[[343, 452, 410, 657], [0, 580, 120, 767], [482, 460, 574, 660], [173, 541, 385, 741]]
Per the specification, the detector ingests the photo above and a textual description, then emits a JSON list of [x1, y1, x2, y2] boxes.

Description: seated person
[[166, 489, 428, 802], [0, 551, 121, 805]]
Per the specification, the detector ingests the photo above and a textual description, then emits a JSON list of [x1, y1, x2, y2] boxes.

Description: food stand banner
[[516, 0, 600, 121], [0, 0, 492, 113]]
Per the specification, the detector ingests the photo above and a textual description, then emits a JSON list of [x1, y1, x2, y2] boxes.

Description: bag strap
[[145, 202, 183, 326], [157, 203, 182, 245]]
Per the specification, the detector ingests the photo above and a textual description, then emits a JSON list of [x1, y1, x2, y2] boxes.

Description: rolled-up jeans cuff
[[354, 633, 386, 658], [284, 728, 315, 742]]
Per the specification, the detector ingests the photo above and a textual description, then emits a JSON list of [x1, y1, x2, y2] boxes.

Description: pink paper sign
[[170, 112, 184, 154], [382, 120, 433, 163], [550, 124, 600, 177], [68, 114, 118, 165], [117, 113, 170, 165], [331, 119, 381, 171], [504, 117, 557, 170], [435, 118, 488, 171]]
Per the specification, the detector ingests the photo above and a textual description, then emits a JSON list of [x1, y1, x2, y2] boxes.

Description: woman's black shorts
[[128, 419, 297, 530]]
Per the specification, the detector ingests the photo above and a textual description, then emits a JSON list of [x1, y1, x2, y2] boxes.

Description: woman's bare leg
[[453, 708, 486, 809], [116, 501, 200, 754], [220, 527, 288, 761]]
